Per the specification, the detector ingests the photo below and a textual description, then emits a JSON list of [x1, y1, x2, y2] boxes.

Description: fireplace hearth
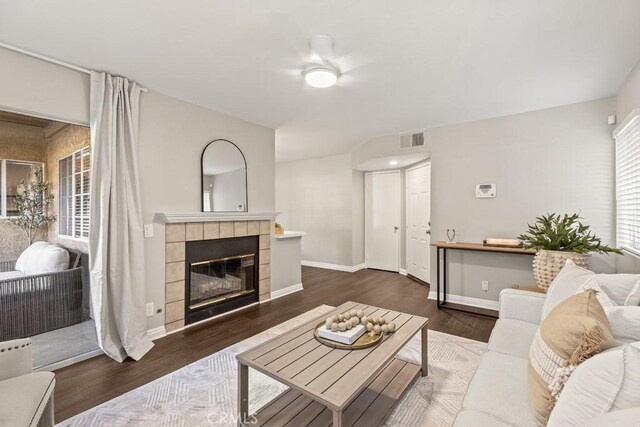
[[185, 236, 259, 324]]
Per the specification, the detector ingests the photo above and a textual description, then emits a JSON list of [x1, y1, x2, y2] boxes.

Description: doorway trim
[[405, 160, 431, 283], [364, 170, 402, 272]]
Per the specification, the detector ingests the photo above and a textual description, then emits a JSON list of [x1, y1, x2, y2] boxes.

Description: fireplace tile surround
[[163, 219, 273, 333]]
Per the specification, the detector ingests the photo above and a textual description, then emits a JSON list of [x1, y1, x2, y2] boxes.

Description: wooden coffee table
[[236, 301, 428, 426]]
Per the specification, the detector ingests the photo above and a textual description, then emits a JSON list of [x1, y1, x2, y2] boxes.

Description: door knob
[[426, 229, 431, 235], [394, 226, 399, 231]]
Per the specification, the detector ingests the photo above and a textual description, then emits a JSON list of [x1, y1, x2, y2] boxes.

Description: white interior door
[[365, 171, 400, 272], [406, 163, 431, 282]]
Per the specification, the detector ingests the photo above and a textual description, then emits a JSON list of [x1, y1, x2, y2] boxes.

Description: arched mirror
[[201, 139, 247, 212]]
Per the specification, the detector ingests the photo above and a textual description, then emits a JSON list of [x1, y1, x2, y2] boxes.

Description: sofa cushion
[[0, 271, 25, 281], [454, 409, 516, 427], [529, 290, 614, 425], [15, 242, 69, 275], [0, 372, 54, 427], [548, 343, 640, 426], [463, 351, 537, 427], [488, 319, 539, 359]]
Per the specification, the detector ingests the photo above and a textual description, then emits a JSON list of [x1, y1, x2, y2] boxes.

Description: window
[[59, 146, 91, 239], [615, 111, 640, 255], [0, 160, 44, 217]]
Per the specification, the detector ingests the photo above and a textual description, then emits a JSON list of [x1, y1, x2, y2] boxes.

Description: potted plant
[[518, 213, 621, 291], [13, 168, 56, 245], [275, 222, 284, 236]]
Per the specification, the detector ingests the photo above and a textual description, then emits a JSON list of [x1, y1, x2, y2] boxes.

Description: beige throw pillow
[[528, 289, 614, 425]]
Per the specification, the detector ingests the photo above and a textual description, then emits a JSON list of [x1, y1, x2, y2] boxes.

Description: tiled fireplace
[[163, 218, 272, 333]]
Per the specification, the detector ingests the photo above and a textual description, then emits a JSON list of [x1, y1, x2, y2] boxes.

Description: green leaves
[[13, 167, 56, 244], [517, 213, 622, 255]]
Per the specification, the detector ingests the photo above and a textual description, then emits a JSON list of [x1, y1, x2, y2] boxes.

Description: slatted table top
[[237, 301, 428, 412]]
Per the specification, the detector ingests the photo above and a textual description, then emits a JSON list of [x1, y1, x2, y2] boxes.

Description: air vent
[[400, 132, 424, 149]]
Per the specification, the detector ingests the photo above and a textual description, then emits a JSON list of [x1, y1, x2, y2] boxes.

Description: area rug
[[59, 305, 487, 427]]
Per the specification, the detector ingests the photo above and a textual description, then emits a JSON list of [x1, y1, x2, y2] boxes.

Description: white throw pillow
[[16, 242, 69, 275], [576, 279, 640, 343], [548, 342, 640, 427], [542, 260, 594, 319], [14, 241, 49, 273], [604, 306, 640, 343], [594, 273, 640, 306]]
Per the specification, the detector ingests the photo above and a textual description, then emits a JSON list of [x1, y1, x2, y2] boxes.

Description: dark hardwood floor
[[53, 266, 496, 422]]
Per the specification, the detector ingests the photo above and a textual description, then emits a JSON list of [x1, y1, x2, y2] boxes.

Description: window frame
[[0, 159, 46, 219], [58, 146, 91, 240], [614, 108, 640, 258]]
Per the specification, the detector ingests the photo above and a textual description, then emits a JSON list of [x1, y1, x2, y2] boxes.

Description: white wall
[[275, 153, 364, 267], [0, 46, 276, 331], [615, 59, 640, 274], [427, 98, 616, 301]]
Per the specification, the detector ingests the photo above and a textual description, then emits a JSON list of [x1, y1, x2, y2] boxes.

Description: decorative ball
[[361, 316, 368, 325], [381, 324, 389, 334], [356, 310, 364, 318], [373, 325, 382, 334], [374, 317, 381, 325], [331, 323, 339, 332], [366, 322, 374, 331], [338, 314, 345, 322], [339, 322, 347, 332], [379, 317, 386, 325], [326, 318, 333, 327], [352, 318, 359, 327], [388, 322, 396, 332], [344, 313, 351, 320], [350, 309, 358, 318], [331, 315, 338, 323]]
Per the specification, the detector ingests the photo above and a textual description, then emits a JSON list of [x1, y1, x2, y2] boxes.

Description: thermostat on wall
[[476, 184, 496, 198]]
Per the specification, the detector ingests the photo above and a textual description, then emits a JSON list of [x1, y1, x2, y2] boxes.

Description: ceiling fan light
[[304, 64, 339, 88]]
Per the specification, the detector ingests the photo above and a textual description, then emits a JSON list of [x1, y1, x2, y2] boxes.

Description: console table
[[431, 241, 536, 317]]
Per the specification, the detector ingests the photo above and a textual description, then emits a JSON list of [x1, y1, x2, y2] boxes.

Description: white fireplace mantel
[[154, 212, 280, 224]]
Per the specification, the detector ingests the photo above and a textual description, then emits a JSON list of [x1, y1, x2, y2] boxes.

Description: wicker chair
[[0, 257, 87, 341]]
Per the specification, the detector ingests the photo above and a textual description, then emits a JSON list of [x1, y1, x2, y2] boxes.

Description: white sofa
[[454, 288, 640, 426]]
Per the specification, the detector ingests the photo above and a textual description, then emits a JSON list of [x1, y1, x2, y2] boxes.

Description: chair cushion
[[462, 351, 537, 427], [454, 409, 516, 427], [0, 271, 25, 281], [0, 372, 54, 427], [488, 319, 539, 359], [529, 290, 615, 425], [548, 343, 640, 426], [15, 242, 69, 275]]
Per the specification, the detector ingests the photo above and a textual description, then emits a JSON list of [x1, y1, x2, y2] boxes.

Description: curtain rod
[[0, 41, 148, 92]]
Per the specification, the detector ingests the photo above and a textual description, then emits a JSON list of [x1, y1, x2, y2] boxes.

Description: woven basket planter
[[533, 250, 589, 291]]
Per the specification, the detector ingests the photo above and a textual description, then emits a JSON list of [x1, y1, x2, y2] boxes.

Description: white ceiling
[[1, 1, 639, 163]]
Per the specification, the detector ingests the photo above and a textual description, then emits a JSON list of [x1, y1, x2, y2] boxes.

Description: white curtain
[[89, 71, 154, 362]]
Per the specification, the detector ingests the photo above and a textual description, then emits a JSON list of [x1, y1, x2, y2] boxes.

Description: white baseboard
[[302, 260, 366, 273], [271, 283, 304, 300], [36, 348, 103, 372], [399, 268, 407, 276], [427, 291, 499, 311], [147, 326, 167, 341]]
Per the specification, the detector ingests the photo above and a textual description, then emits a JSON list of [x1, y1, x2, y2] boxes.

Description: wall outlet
[[144, 224, 154, 238], [481, 280, 489, 292], [146, 302, 154, 317]]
